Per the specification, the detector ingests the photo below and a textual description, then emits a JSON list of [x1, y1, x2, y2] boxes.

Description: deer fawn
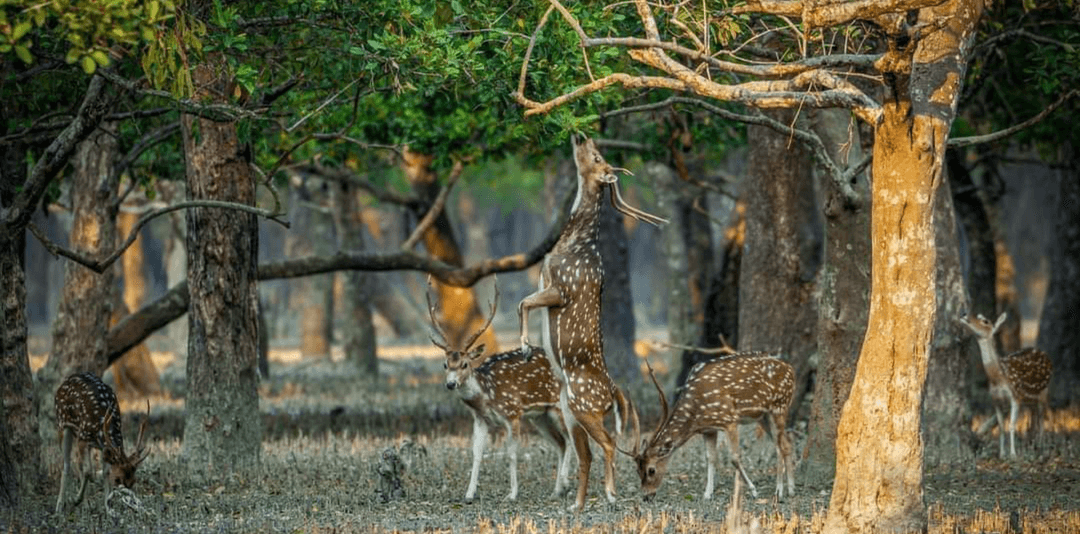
[[518, 134, 663, 510], [54, 372, 149, 514], [630, 354, 795, 502], [428, 278, 573, 503], [959, 312, 1052, 458]]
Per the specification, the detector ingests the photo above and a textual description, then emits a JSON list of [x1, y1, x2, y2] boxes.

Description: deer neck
[[649, 405, 696, 456], [974, 336, 1006, 382], [557, 177, 604, 254]]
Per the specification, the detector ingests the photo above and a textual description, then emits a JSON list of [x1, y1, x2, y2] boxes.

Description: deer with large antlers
[[958, 312, 1052, 458], [428, 277, 573, 503], [631, 354, 795, 503], [54, 372, 150, 514], [518, 134, 664, 510]]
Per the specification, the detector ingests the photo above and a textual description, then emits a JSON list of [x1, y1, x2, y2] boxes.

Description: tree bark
[[333, 181, 378, 377], [36, 124, 119, 451], [801, 108, 870, 486], [180, 58, 261, 473], [824, 3, 982, 530], [0, 229, 38, 502], [1037, 145, 1080, 406], [286, 174, 335, 360], [651, 161, 695, 353], [113, 209, 162, 397], [739, 109, 819, 423], [599, 185, 641, 385], [402, 148, 497, 353]]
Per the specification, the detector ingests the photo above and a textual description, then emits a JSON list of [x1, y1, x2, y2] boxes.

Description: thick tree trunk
[[286, 174, 335, 360], [1037, 146, 1080, 406], [0, 232, 38, 501], [333, 181, 378, 377], [36, 125, 119, 451], [801, 108, 870, 486], [158, 180, 188, 354], [652, 161, 695, 353], [923, 174, 975, 465], [180, 59, 262, 473], [113, 209, 161, 397], [599, 185, 641, 385], [824, 3, 981, 529], [740, 109, 819, 422]]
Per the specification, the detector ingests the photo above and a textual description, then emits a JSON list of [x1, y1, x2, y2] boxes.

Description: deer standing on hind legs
[[518, 134, 665, 510], [54, 372, 149, 514], [958, 312, 1052, 458], [630, 355, 796, 503], [428, 277, 573, 503]]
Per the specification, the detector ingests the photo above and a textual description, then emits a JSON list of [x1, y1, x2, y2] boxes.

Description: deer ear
[[470, 345, 485, 359], [993, 312, 1008, 331]]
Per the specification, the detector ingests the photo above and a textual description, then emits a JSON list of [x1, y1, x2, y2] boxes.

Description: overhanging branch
[[948, 89, 1078, 148]]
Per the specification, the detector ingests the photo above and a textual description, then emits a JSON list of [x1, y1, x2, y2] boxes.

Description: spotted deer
[[54, 372, 149, 514], [518, 134, 663, 510], [958, 312, 1052, 458], [630, 354, 795, 502], [428, 278, 573, 503]]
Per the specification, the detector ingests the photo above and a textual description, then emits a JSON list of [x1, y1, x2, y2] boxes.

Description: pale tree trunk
[[180, 58, 261, 473], [158, 180, 188, 355], [286, 174, 335, 360], [36, 125, 119, 452], [113, 209, 162, 398], [1037, 145, 1080, 406], [402, 149, 497, 353], [739, 109, 819, 422], [801, 108, 870, 486], [824, 2, 982, 530], [333, 181, 378, 377], [923, 174, 974, 465], [651, 161, 695, 360]]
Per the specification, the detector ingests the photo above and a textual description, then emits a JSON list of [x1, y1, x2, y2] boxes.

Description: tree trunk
[[286, 174, 335, 360], [333, 181, 378, 377], [824, 3, 981, 529], [599, 185, 641, 385], [113, 209, 162, 397], [36, 125, 119, 451], [923, 173, 975, 465], [1037, 145, 1080, 406], [801, 108, 871, 486], [652, 161, 695, 353], [739, 109, 819, 423], [180, 58, 262, 473], [158, 180, 188, 355], [402, 149, 497, 353]]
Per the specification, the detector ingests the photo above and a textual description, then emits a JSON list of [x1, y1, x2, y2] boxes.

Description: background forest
[[2, 0, 1079, 532]]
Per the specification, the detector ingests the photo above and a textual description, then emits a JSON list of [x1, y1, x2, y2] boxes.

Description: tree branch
[[948, 89, 1078, 148], [731, 0, 948, 28], [29, 200, 289, 275], [401, 159, 465, 251], [112, 122, 181, 184]]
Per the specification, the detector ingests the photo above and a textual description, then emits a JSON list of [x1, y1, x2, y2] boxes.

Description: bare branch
[[513, 3, 555, 105], [29, 200, 289, 274], [948, 89, 1078, 148], [402, 159, 465, 251], [731, 0, 948, 28]]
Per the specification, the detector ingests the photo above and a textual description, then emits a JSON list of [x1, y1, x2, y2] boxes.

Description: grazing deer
[[428, 278, 573, 503], [54, 372, 149, 514], [630, 355, 795, 502], [518, 134, 663, 510], [958, 312, 1052, 458]]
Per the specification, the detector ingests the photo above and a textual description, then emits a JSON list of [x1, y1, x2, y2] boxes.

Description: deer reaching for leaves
[[54, 372, 149, 515], [428, 277, 573, 503], [959, 312, 1052, 458], [518, 134, 663, 510], [630, 354, 795, 503]]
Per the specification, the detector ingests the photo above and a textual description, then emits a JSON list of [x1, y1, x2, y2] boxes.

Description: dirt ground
[[4, 344, 1080, 533]]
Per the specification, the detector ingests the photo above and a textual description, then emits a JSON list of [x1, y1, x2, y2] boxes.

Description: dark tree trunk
[[923, 174, 975, 465], [1037, 147, 1080, 406], [599, 185, 641, 385], [286, 174, 335, 360], [333, 181, 378, 377], [801, 108, 870, 486], [180, 59, 262, 473], [739, 110, 820, 423], [36, 124, 119, 454]]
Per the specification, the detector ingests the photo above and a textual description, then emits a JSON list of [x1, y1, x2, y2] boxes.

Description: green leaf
[[80, 56, 97, 74], [91, 50, 110, 67], [12, 21, 32, 42], [367, 39, 385, 50], [14, 45, 32, 64]]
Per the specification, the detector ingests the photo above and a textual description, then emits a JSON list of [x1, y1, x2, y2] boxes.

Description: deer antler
[[99, 408, 124, 465], [609, 182, 668, 227], [462, 275, 499, 353], [131, 400, 151, 465], [425, 275, 451, 352]]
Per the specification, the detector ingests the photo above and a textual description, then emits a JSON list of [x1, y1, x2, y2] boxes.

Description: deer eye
[[462, 361, 469, 369], [443, 362, 448, 370], [593, 155, 601, 163], [647, 467, 656, 477]]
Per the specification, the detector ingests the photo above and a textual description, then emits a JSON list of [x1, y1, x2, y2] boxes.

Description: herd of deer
[[52, 135, 1053, 515]]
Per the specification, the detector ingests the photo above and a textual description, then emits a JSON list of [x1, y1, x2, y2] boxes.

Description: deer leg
[[570, 422, 592, 511], [574, 410, 617, 505], [55, 429, 74, 514], [464, 416, 489, 503], [764, 413, 793, 500], [993, 406, 1006, 458], [505, 418, 520, 501], [1009, 400, 1020, 458], [72, 445, 92, 507], [702, 431, 719, 500], [725, 425, 758, 499], [535, 410, 572, 499], [517, 287, 564, 354]]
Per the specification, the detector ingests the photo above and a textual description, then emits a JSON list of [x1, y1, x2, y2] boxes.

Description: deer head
[[571, 134, 667, 227], [627, 361, 677, 501], [958, 311, 1007, 339], [427, 275, 499, 391], [101, 400, 151, 489]]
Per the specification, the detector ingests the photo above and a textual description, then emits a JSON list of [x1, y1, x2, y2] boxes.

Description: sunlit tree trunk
[[36, 125, 119, 450], [824, 3, 982, 530], [113, 208, 161, 397], [180, 58, 261, 473]]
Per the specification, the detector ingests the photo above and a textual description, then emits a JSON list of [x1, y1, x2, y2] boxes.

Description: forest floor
[[5, 337, 1080, 533]]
